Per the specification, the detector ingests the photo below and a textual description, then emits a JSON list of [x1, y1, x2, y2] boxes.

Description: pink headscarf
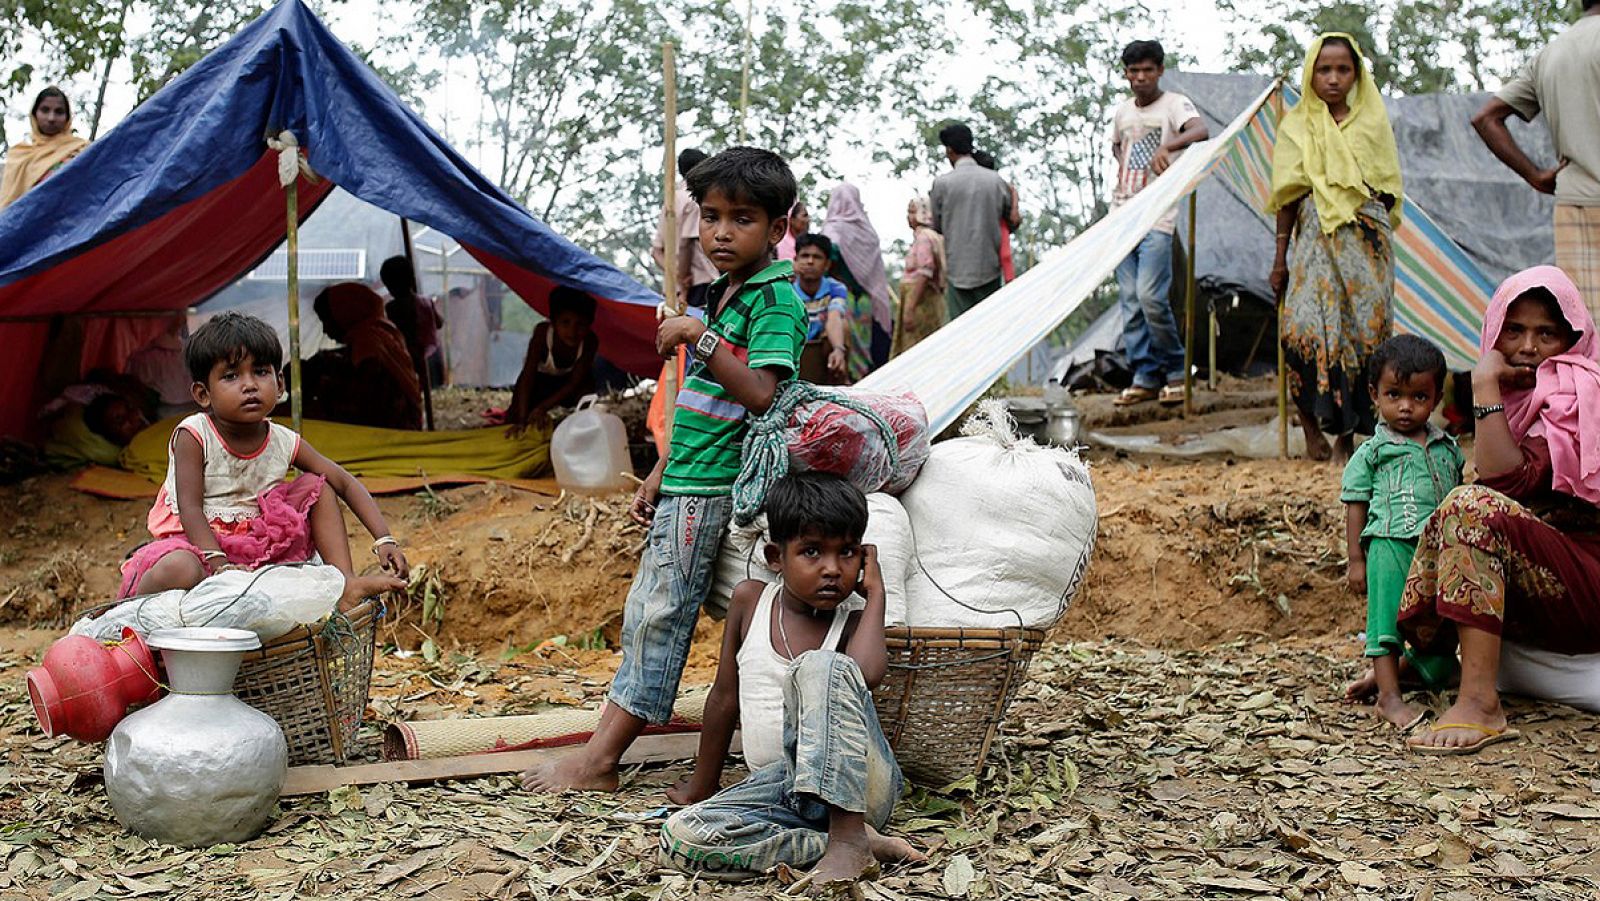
[[1482, 265, 1600, 504], [820, 183, 894, 332]]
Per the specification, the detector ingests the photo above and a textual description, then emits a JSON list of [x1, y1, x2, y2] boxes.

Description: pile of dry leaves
[[5, 634, 1599, 900]]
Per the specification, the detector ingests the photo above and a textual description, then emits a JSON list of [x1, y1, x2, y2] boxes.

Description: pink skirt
[[117, 475, 326, 598]]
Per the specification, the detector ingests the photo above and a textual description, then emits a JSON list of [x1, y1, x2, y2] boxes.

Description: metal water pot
[[104, 628, 287, 847], [1045, 406, 1081, 447]]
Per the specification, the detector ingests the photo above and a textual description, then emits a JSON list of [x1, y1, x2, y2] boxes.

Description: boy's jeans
[[660, 650, 903, 879], [1115, 230, 1186, 389], [608, 494, 732, 724]]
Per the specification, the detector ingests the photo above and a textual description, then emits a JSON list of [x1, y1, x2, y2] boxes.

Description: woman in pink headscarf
[[820, 183, 893, 379], [1399, 266, 1600, 755]]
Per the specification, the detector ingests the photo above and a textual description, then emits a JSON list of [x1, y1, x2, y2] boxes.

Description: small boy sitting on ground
[[1342, 334, 1464, 728], [660, 472, 923, 888], [505, 286, 599, 434], [523, 147, 807, 793], [791, 233, 850, 384]]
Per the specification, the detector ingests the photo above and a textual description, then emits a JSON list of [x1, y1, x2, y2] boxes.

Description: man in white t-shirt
[[1471, 0, 1600, 321], [1107, 39, 1208, 407]]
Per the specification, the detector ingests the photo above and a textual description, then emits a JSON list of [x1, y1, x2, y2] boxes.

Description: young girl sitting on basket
[[660, 472, 923, 889], [117, 312, 408, 606]]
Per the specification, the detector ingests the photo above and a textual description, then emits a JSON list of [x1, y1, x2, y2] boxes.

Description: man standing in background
[[930, 122, 1013, 322], [652, 148, 718, 310], [1472, 0, 1600, 321]]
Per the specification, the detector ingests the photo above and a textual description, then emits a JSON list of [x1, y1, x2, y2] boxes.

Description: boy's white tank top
[[736, 581, 855, 771]]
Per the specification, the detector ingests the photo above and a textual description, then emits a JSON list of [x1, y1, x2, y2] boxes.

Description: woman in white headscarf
[[820, 182, 894, 379], [896, 196, 946, 354]]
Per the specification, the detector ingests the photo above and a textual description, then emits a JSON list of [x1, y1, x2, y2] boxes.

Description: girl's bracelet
[[372, 536, 400, 554], [201, 549, 228, 561]]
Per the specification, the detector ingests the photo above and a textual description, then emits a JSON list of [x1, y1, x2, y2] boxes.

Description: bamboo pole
[[1278, 301, 1289, 458], [286, 178, 303, 433], [660, 42, 683, 443], [1182, 191, 1197, 417], [1208, 298, 1218, 391], [738, 0, 752, 141]]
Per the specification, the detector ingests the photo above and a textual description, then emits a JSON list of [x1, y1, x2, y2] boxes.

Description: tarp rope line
[[860, 75, 1496, 433], [731, 380, 900, 527], [857, 80, 1283, 433]]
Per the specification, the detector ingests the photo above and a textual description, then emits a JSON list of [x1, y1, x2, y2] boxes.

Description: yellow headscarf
[[0, 104, 89, 210], [1268, 33, 1403, 234]]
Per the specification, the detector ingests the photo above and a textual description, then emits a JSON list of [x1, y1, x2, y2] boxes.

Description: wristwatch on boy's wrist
[[1473, 403, 1505, 420], [692, 330, 720, 363]]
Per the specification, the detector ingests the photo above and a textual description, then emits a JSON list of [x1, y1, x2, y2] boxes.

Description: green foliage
[[1215, 0, 1579, 94]]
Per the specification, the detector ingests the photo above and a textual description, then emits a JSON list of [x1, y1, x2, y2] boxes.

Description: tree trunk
[[89, 0, 134, 141]]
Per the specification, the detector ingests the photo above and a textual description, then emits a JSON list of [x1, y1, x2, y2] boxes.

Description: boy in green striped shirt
[[525, 147, 806, 793]]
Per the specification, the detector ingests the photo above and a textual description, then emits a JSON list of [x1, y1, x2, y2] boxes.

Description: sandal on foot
[[1407, 722, 1520, 756], [1158, 384, 1185, 406], [1114, 386, 1159, 406]]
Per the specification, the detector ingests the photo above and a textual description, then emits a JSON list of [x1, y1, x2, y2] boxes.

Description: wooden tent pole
[[398, 218, 435, 430], [286, 178, 304, 433], [660, 42, 683, 444], [1182, 191, 1197, 416], [738, 0, 752, 141], [1278, 301, 1289, 458]]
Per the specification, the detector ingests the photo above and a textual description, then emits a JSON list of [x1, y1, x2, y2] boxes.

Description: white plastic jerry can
[[550, 394, 633, 495]]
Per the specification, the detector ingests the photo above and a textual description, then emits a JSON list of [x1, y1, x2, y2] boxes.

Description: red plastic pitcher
[[27, 628, 162, 742]]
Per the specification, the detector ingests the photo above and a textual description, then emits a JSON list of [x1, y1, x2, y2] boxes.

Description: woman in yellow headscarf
[[0, 87, 89, 210], [1268, 34, 1403, 462]]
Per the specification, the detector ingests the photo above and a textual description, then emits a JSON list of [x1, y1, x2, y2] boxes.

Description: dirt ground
[[4, 391, 1598, 899]]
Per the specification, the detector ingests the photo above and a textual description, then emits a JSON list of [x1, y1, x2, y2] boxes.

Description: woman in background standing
[[896, 196, 946, 354], [820, 183, 894, 379], [1, 87, 89, 209]]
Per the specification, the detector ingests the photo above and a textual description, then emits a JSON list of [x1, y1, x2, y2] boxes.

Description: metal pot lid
[[146, 627, 262, 652]]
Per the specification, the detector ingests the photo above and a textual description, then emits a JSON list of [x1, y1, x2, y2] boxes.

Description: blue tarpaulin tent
[[0, 0, 661, 438]]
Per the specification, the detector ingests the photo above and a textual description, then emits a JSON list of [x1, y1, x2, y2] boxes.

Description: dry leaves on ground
[[5, 638, 1600, 899]]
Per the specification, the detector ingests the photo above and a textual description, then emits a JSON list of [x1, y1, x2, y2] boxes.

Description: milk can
[[550, 394, 633, 495], [104, 628, 287, 847]]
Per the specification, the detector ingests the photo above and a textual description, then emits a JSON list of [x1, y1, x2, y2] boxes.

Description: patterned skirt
[[1281, 198, 1394, 437], [1398, 485, 1600, 655]]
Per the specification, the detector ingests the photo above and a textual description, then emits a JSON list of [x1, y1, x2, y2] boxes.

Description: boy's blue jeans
[[660, 650, 903, 879], [1115, 230, 1186, 389], [609, 494, 732, 724]]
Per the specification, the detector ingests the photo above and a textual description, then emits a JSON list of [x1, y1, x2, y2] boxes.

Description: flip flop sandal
[[1157, 385, 1185, 406], [1407, 722, 1521, 756], [1114, 386, 1159, 407]]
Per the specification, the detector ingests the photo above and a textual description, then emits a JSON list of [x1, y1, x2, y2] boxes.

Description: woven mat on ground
[[70, 465, 561, 499], [115, 416, 553, 486]]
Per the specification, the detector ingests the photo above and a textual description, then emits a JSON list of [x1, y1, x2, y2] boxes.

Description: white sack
[[1498, 640, 1600, 713], [897, 399, 1097, 629], [71, 564, 346, 642], [706, 494, 914, 621]]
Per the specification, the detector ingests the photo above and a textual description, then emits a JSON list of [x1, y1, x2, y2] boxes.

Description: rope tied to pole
[[731, 380, 902, 527], [264, 131, 319, 187]]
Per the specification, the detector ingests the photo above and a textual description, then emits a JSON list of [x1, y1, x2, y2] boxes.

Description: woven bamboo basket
[[871, 625, 1045, 786], [232, 599, 382, 766]]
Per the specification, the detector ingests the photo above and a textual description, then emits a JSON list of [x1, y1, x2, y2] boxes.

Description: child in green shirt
[[523, 148, 807, 793], [1342, 335, 1465, 729]]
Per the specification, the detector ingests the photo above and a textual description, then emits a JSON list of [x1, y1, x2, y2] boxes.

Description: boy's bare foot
[[1374, 692, 1425, 731], [519, 753, 620, 793], [864, 825, 926, 864], [795, 836, 879, 892], [340, 572, 406, 611], [1343, 669, 1378, 702]]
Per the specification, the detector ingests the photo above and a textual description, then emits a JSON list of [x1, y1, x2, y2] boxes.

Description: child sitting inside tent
[[505, 286, 599, 435], [660, 472, 923, 888], [117, 312, 408, 603]]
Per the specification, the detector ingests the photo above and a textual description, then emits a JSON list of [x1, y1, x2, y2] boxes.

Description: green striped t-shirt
[[661, 260, 806, 496]]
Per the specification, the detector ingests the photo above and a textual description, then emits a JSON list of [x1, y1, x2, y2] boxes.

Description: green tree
[[1216, 0, 1579, 94]]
